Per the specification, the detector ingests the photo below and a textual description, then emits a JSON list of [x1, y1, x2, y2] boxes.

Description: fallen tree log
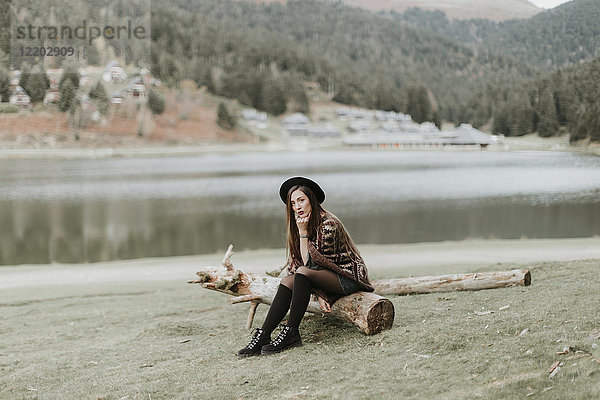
[[189, 265, 394, 335], [188, 246, 530, 335], [188, 247, 394, 335], [371, 269, 531, 295]]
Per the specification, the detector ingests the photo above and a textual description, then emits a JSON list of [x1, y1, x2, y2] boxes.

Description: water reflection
[[0, 151, 599, 265]]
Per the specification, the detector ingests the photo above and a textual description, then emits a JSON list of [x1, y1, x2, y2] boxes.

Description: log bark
[[371, 269, 531, 295], [189, 265, 394, 335]]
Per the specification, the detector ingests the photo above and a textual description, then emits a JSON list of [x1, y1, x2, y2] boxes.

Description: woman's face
[[290, 189, 312, 219]]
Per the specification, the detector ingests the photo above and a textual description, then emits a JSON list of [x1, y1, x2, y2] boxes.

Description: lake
[[1, 150, 599, 265]]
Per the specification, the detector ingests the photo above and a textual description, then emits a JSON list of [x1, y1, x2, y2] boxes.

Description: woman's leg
[[280, 274, 294, 290], [260, 275, 294, 335], [286, 266, 344, 329], [295, 266, 345, 294], [237, 275, 295, 358], [261, 267, 346, 354]]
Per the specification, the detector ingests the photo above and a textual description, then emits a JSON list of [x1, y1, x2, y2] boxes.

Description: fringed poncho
[[286, 211, 374, 306]]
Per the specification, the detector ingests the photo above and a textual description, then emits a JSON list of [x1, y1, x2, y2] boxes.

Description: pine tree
[[570, 105, 590, 143], [284, 75, 309, 114], [575, 103, 600, 143], [291, 87, 309, 114], [19, 64, 31, 90], [551, 71, 572, 127], [219, 70, 243, 99], [0, 67, 9, 102], [238, 91, 253, 107], [59, 62, 80, 91], [537, 89, 558, 137], [217, 102, 236, 129], [472, 88, 492, 129], [204, 67, 216, 94], [59, 78, 76, 112], [260, 77, 286, 115], [147, 87, 165, 114], [245, 71, 266, 110], [89, 81, 109, 114], [554, 81, 575, 127], [472, 105, 489, 129], [492, 106, 511, 136], [23, 66, 49, 104], [38, 65, 50, 92], [590, 103, 600, 143], [407, 85, 431, 124], [332, 84, 354, 105], [507, 92, 534, 136], [432, 110, 442, 129]]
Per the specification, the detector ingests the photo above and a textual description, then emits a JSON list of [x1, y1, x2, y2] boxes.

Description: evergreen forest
[[0, 0, 599, 143]]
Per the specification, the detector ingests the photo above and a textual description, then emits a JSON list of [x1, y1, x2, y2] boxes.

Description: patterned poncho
[[286, 211, 374, 305]]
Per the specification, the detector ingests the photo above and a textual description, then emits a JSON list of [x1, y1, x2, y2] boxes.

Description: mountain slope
[[483, 0, 600, 69], [240, 0, 542, 21], [388, 0, 600, 71], [153, 0, 536, 122], [343, 0, 541, 21]]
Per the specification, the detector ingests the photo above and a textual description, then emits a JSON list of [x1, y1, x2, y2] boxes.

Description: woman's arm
[[297, 214, 310, 264], [299, 234, 309, 265]]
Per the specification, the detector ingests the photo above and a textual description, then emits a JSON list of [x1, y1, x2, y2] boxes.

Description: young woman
[[236, 176, 374, 358]]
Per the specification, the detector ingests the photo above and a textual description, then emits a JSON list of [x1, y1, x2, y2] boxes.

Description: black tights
[[260, 266, 345, 334]]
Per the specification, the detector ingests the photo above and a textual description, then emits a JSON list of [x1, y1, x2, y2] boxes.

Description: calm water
[[1, 150, 599, 265]]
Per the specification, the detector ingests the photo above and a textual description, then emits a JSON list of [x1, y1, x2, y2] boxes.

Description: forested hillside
[[0, 0, 9, 66], [322, 0, 540, 21], [382, 0, 600, 143], [481, 56, 600, 143], [485, 0, 600, 69], [385, 8, 507, 46], [389, 0, 600, 70], [563, 57, 600, 143], [150, 0, 534, 124], [1, 0, 600, 143], [241, 0, 541, 21]]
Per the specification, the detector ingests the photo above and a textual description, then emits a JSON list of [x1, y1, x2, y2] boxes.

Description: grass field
[[1, 257, 599, 399]]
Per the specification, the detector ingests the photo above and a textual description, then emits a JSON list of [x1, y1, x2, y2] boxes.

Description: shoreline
[[1, 237, 599, 290], [0, 134, 598, 159], [0, 144, 596, 160]]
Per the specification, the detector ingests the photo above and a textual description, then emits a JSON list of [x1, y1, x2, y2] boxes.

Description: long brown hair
[[285, 185, 325, 265]]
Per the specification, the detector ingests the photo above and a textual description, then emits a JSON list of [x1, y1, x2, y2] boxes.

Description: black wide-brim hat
[[279, 176, 325, 204]]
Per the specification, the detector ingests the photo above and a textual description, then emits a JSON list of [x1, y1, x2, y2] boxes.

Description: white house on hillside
[[103, 60, 127, 83], [9, 86, 31, 107]]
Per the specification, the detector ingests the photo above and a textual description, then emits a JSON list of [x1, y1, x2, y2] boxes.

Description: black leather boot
[[236, 328, 271, 359], [261, 325, 302, 355]]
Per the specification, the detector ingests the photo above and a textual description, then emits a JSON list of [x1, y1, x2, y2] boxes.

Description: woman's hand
[[296, 211, 311, 235], [318, 296, 332, 313]]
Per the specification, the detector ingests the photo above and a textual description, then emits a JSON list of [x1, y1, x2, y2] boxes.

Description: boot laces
[[272, 325, 291, 346], [247, 328, 263, 349]]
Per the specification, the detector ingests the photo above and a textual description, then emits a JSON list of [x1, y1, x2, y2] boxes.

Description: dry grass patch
[[0, 259, 599, 399]]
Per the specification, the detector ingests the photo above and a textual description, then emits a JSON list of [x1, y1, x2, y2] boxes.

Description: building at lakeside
[[241, 109, 268, 129], [307, 124, 340, 138], [281, 112, 341, 138], [343, 124, 496, 149], [263, 105, 496, 148], [281, 112, 311, 136]]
